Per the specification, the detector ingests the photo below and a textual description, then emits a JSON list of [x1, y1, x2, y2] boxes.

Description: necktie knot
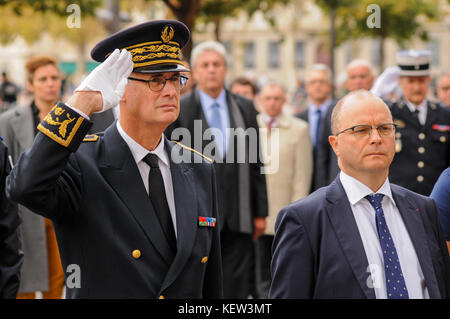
[[365, 194, 384, 210], [143, 153, 159, 168], [268, 118, 275, 130]]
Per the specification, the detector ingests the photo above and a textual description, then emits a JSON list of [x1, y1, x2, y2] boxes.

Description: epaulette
[[171, 141, 213, 163], [83, 134, 99, 142]]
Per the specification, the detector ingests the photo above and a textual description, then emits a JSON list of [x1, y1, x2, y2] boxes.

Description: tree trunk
[[214, 16, 221, 42], [330, 7, 336, 99], [162, 0, 201, 62], [106, 0, 120, 34], [379, 36, 385, 71]]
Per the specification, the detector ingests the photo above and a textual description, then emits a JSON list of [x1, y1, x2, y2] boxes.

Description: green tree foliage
[[0, 0, 100, 16]]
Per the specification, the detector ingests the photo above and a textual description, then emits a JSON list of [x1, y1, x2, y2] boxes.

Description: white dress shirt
[[339, 171, 429, 299], [117, 121, 177, 237], [405, 98, 427, 126]]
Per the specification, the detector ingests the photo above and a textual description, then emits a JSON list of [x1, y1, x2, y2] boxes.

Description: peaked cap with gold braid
[[91, 20, 190, 73]]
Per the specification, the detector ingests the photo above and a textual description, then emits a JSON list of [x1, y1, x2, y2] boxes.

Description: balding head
[[331, 90, 391, 135], [328, 90, 396, 191]]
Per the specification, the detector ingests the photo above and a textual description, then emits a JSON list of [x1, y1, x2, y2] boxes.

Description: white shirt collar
[[339, 171, 396, 207], [308, 99, 331, 112], [405, 98, 427, 113], [116, 121, 169, 167], [198, 88, 227, 109], [263, 113, 280, 127]]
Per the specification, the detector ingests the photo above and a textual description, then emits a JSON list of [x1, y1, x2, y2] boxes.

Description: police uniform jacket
[[6, 103, 223, 299], [388, 99, 450, 196], [0, 140, 23, 298]]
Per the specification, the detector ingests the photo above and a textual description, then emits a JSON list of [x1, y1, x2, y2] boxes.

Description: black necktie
[[412, 109, 421, 125], [143, 153, 177, 252]]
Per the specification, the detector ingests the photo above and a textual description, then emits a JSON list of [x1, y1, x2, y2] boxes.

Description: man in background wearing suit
[[296, 64, 333, 192], [0, 139, 23, 298], [256, 82, 312, 297], [166, 41, 268, 298], [270, 90, 450, 299], [7, 20, 222, 299], [315, 59, 374, 189]]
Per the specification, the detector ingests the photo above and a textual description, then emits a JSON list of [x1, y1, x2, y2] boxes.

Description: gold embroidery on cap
[[161, 25, 174, 43]]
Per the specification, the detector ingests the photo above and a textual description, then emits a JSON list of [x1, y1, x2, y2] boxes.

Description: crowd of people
[[0, 19, 449, 299]]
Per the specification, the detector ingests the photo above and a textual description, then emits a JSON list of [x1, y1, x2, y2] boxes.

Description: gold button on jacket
[[132, 249, 141, 259], [201, 256, 208, 264]]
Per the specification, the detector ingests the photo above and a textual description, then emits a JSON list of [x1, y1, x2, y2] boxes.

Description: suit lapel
[[161, 139, 198, 291], [11, 105, 34, 151], [99, 124, 175, 266], [326, 178, 376, 299], [391, 186, 441, 298]]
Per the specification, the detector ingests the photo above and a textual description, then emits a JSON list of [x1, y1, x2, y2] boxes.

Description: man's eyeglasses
[[128, 75, 188, 92], [335, 123, 397, 138]]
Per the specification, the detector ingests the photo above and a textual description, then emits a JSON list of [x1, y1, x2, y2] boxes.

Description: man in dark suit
[[315, 59, 375, 189], [6, 20, 222, 299], [0, 139, 23, 298], [270, 90, 450, 299], [389, 51, 450, 196], [166, 41, 268, 298], [296, 64, 334, 192]]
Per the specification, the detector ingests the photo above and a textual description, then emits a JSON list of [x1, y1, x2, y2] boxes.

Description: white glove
[[75, 49, 133, 112], [371, 66, 400, 98]]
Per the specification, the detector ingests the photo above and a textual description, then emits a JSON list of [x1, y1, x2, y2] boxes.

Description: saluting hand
[[68, 49, 133, 116]]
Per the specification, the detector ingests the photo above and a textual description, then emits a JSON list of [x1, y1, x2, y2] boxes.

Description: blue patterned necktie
[[208, 102, 226, 158], [314, 109, 322, 148], [365, 194, 409, 299]]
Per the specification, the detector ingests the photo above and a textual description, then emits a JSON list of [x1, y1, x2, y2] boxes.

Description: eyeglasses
[[128, 75, 188, 92], [335, 123, 397, 138]]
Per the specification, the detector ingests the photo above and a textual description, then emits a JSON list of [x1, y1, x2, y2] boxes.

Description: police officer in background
[[388, 50, 450, 196]]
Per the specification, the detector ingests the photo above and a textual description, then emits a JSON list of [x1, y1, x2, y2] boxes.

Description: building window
[[244, 42, 255, 69], [268, 41, 280, 69], [427, 38, 440, 66], [295, 41, 305, 68], [223, 41, 232, 68], [371, 38, 381, 67]]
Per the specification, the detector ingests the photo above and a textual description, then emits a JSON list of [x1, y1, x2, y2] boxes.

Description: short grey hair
[[346, 59, 373, 75], [190, 41, 228, 69], [305, 64, 332, 83], [437, 71, 450, 87], [259, 81, 286, 95], [331, 89, 388, 135]]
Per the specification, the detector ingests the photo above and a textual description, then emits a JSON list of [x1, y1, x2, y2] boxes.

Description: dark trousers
[[221, 230, 254, 298], [255, 234, 273, 299]]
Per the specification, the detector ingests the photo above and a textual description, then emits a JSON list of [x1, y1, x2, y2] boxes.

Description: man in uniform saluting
[[6, 20, 222, 299], [388, 50, 450, 196]]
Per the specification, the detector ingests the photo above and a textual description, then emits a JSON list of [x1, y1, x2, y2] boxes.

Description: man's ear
[[329, 135, 339, 157]]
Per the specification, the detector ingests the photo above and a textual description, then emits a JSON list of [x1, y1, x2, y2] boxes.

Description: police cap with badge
[[37, 20, 190, 151]]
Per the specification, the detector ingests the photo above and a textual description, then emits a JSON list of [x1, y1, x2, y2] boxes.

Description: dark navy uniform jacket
[[0, 140, 23, 298], [389, 99, 450, 196], [6, 106, 223, 299]]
